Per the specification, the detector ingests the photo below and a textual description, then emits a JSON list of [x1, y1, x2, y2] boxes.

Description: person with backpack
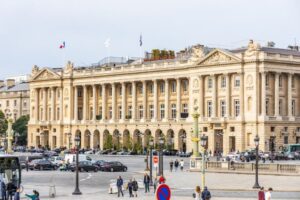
[[132, 178, 139, 197], [201, 186, 211, 200]]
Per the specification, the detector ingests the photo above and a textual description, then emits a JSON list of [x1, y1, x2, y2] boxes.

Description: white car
[[108, 179, 144, 194], [50, 156, 64, 166]]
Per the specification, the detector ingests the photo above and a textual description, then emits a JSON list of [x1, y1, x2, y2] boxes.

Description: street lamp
[[149, 138, 154, 186], [73, 135, 82, 195], [200, 134, 208, 188], [158, 136, 164, 176], [270, 132, 276, 163], [253, 135, 260, 189]]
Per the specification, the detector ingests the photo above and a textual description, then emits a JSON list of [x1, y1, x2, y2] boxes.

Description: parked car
[[163, 149, 178, 156], [29, 159, 57, 170], [64, 154, 92, 164], [43, 151, 59, 157], [50, 156, 64, 166], [93, 160, 106, 168], [100, 161, 127, 172], [108, 150, 118, 155], [177, 151, 192, 157], [69, 161, 99, 172]]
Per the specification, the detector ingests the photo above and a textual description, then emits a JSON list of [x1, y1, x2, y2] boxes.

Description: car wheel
[[123, 167, 127, 172], [110, 168, 114, 172], [94, 168, 98, 172]]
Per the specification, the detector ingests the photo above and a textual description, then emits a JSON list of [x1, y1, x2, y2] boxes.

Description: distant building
[[0, 78, 30, 121], [5, 74, 29, 84]]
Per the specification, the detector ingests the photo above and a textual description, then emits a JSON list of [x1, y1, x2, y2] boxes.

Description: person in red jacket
[[258, 187, 265, 200]]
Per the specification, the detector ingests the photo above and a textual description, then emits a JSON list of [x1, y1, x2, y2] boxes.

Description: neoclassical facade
[[27, 40, 300, 154]]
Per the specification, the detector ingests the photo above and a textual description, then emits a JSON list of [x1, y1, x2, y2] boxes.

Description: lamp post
[[158, 136, 164, 176], [253, 135, 260, 189], [200, 134, 208, 188], [149, 138, 154, 186], [6, 116, 13, 154], [192, 106, 200, 157], [73, 136, 82, 195], [270, 132, 275, 163]]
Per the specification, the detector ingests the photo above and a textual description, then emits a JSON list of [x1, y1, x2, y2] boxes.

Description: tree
[[0, 110, 8, 138], [103, 134, 113, 150], [12, 115, 29, 146]]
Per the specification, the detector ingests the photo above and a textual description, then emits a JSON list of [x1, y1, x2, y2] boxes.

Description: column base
[[162, 118, 168, 122], [151, 118, 157, 123], [189, 157, 201, 170], [130, 119, 136, 123]]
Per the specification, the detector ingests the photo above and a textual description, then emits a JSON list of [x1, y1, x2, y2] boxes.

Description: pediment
[[197, 49, 241, 65], [31, 68, 61, 81]]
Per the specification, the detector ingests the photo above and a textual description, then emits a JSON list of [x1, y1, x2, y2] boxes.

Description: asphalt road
[[21, 155, 300, 199]]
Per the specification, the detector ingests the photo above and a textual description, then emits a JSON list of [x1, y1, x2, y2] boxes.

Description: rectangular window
[[182, 80, 188, 92], [266, 98, 269, 115], [279, 75, 283, 88], [234, 99, 240, 117], [292, 99, 296, 116], [208, 78, 212, 89], [119, 87, 122, 96], [139, 105, 143, 119], [220, 100, 226, 117], [149, 84, 153, 94], [221, 76, 226, 88], [128, 86, 132, 95], [234, 76, 240, 87], [139, 85, 143, 94], [118, 106, 122, 119], [90, 90, 93, 97], [279, 99, 283, 116], [56, 107, 60, 120], [160, 83, 165, 93], [89, 107, 93, 119], [6, 100, 9, 107], [99, 106, 102, 116], [183, 103, 188, 113], [149, 105, 154, 119], [14, 100, 17, 107], [171, 104, 176, 119], [78, 107, 82, 120], [160, 104, 165, 119], [207, 101, 212, 117], [109, 106, 112, 119], [109, 88, 112, 96], [284, 136, 288, 144], [99, 88, 102, 97], [171, 81, 176, 93], [128, 106, 132, 118], [78, 90, 82, 97], [23, 100, 27, 107], [266, 74, 269, 87]]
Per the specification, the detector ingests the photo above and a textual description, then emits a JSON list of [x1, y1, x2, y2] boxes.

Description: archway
[[166, 129, 175, 150], [103, 129, 111, 150], [75, 130, 82, 149], [133, 129, 142, 153], [144, 129, 152, 148], [178, 129, 187, 152], [123, 129, 130, 151], [84, 130, 91, 149], [93, 130, 100, 150], [113, 129, 121, 150], [155, 129, 165, 149]]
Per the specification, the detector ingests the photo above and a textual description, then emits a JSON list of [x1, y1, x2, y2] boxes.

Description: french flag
[[59, 41, 65, 49]]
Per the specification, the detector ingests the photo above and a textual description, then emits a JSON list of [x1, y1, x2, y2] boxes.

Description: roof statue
[[190, 45, 205, 62], [64, 61, 74, 74], [245, 39, 261, 57], [31, 65, 40, 76]]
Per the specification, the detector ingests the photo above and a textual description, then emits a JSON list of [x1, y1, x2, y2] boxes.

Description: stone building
[[0, 79, 29, 121], [27, 40, 300, 154]]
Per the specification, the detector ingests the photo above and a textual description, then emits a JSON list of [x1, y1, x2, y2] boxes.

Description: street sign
[[153, 155, 159, 168], [156, 183, 171, 200]]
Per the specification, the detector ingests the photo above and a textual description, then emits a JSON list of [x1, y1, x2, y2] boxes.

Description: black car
[[100, 161, 127, 172], [69, 161, 99, 172], [43, 151, 59, 157], [29, 159, 57, 170], [93, 160, 106, 168]]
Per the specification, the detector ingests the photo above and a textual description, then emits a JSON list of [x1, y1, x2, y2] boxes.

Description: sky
[[0, 0, 300, 79]]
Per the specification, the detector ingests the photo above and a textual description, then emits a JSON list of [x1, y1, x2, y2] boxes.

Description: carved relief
[[246, 74, 253, 86], [193, 79, 199, 88], [36, 70, 55, 80], [201, 52, 233, 65], [64, 88, 69, 96], [245, 40, 261, 57]]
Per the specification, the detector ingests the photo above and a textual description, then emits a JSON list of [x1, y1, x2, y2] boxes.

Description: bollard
[[49, 185, 56, 198]]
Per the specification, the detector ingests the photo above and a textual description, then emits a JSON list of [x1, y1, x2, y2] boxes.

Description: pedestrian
[[193, 186, 201, 200], [258, 187, 265, 200], [13, 187, 20, 200], [180, 159, 184, 171], [6, 182, 16, 200], [132, 178, 138, 197], [25, 190, 39, 200], [116, 176, 124, 197], [0, 176, 6, 200], [153, 177, 158, 193], [265, 188, 272, 200], [174, 159, 179, 171], [127, 179, 133, 197], [169, 160, 174, 172], [201, 186, 211, 200], [143, 173, 150, 193]]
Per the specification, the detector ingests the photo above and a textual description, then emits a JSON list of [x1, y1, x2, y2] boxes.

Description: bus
[[283, 144, 300, 154], [0, 155, 22, 191]]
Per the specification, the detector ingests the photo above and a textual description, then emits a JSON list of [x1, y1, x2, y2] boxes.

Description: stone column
[[131, 81, 136, 121], [43, 88, 47, 121], [83, 85, 87, 120], [274, 73, 280, 116], [164, 79, 169, 121], [176, 78, 181, 120], [102, 84, 106, 121], [198, 76, 204, 117], [74, 86, 78, 120], [111, 83, 116, 121], [51, 87, 55, 121], [121, 82, 126, 121], [261, 72, 266, 116], [212, 75, 217, 118], [92, 85, 97, 121], [35, 88, 39, 121], [288, 73, 293, 116], [142, 80, 147, 121], [59, 88, 63, 121], [152, 79, 158, 122], [225, 73, 231, 117], [240, 72, 244, 118]]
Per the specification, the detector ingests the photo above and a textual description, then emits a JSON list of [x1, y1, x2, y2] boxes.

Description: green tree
[[103, 134, 113, 150], [12, 115, 29, 145], [0, 110, 8, 138]]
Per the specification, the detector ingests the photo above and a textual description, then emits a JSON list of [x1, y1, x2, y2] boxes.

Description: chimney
[[6, 79, 15, 88], [0, 80, 4, 88]]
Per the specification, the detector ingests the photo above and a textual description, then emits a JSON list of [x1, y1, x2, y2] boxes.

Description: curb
[[189, 170, 300, 176]]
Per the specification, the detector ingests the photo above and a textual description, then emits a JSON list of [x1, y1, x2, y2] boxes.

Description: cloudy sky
[[0, 0, 299, 79]]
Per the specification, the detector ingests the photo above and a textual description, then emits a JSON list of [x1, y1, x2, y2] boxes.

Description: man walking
[[132, 178, 139, 197], [116, 176, 124, 197], [174, 159, 179, 171], [169, 160, 174, 172], [143, 173, 150, 193], [201, 186, 211, 200], [180, 159, 184, 171]]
